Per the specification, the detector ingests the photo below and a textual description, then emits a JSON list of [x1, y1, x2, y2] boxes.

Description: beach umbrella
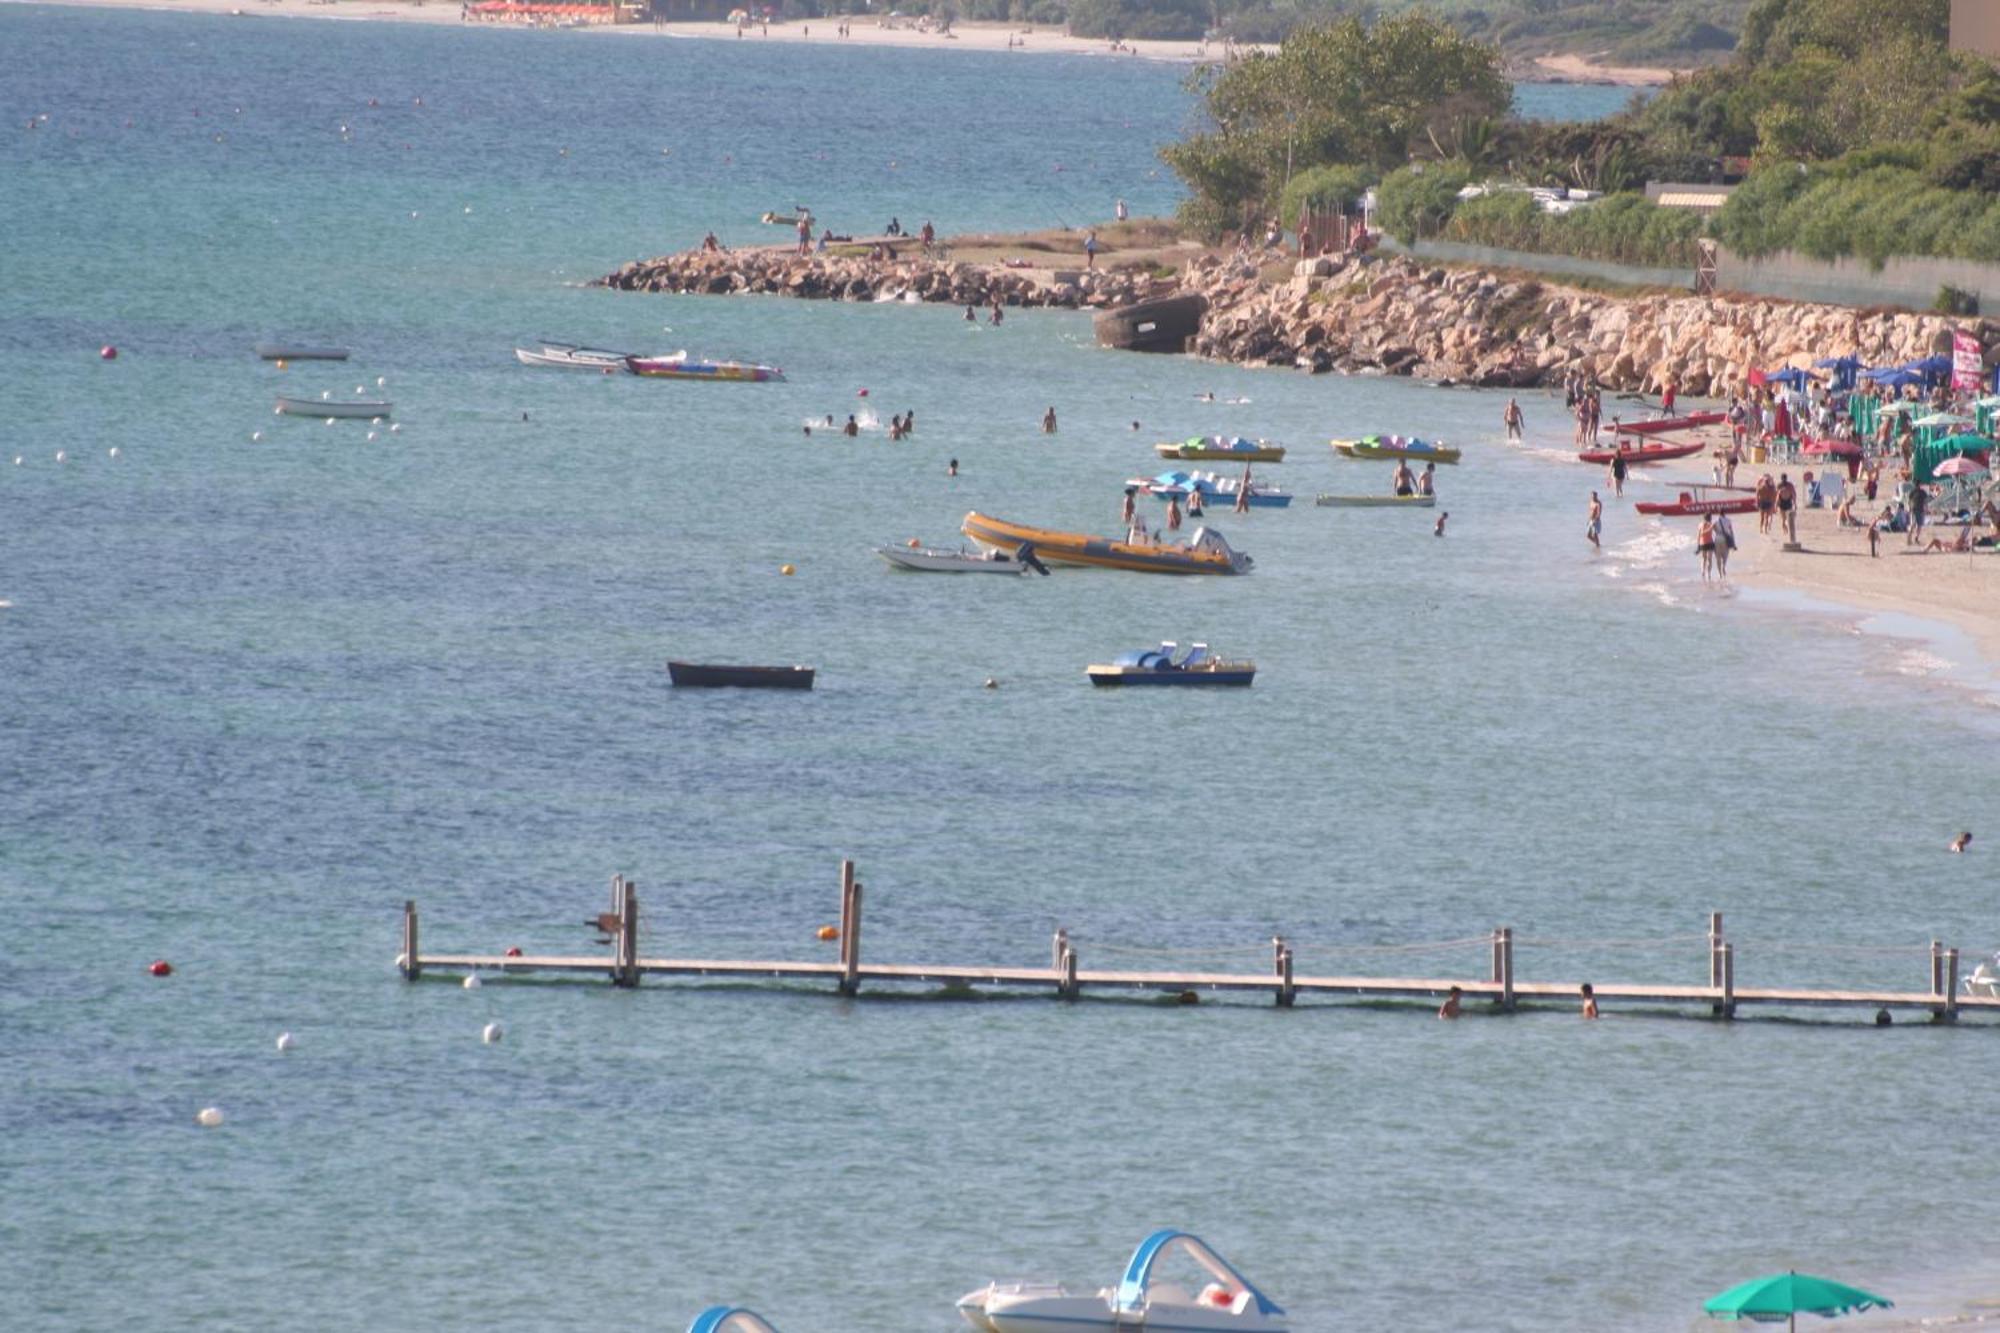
[[1935, 455, 1988, 477], [1815, 355, 1863, 390], [1763, 367, 1817, 389], [1862, 367, 1923, 389], [1704, 1271, 1892, 1332]]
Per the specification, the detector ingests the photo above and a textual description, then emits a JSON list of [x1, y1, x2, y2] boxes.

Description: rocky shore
[[598, 244, 1997, 394], [597, 248, 1166, 310]]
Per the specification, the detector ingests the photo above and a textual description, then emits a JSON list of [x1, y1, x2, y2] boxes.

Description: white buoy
[[463, 205, 472, 214], [389, 423, 401, 434], [462, 973, 482, 990], [273, 405, 283, 415], [370, 417, 383, 426], [13, 456, 22, 466], [366, 431, 378, 442], [275, 1031, 295, 1052], [320, 390, 331, 400], [375, 377, 385, 388], [325, 417, 336, 427], [108, 447, 120, 458], [355, 385, 364, 395], [54, 450, 65, 463], [196, 1106, 225, 1127], [481, 1021, 503, 1044], [251, 431, 263, 442]]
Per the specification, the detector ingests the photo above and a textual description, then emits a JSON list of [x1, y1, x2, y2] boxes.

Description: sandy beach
[[9, 0, 1235, 61], [1528, 52, 1685, 86], [1632, 439, 2000, 669]]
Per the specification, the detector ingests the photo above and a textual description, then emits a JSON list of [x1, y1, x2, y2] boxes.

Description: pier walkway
[[397, 862, 2000, 1023]]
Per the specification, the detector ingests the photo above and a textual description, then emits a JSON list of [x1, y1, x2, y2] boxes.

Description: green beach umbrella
[[1705, 1271, 1892, 1331]]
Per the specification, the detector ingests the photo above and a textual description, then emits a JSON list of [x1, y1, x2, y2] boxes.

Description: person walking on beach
[[1041, 406, 1057, 434], [1660, 376, 1678, 419], [1755, 474, 1776, 534], [1115, 198, 1129, 223], [1777, 473, 1798, 544], [1696, 514, 1716, 581], [1908, 478, 1929, 545], [1503, 397, 1523, 441], [1586, 491, 1602, 548], [1083, 229, 1099, 268], [1713, 511, 1736, 578]]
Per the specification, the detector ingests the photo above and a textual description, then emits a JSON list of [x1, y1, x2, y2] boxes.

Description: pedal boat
[[1331, 434, 1460, 464], [957, 1230, 1285, 1333], [1314, 492, 1435, 508], [1087, 642, 1254, 686], [1154, 435, 1286, 463]]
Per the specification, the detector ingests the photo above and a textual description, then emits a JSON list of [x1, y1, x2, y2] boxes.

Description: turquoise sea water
[[2, 9, 1995, 1331]]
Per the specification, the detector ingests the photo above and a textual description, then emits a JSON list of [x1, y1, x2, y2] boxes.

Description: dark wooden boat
[[667, 661, 815, 690]]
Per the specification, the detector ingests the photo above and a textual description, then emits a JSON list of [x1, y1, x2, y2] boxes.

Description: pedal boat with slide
[[957, 1230, 1286, 1333], [962, 511, 1253, 575]]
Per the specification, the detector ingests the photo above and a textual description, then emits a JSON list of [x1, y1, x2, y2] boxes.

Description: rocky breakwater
[[597, 247, 1168, 310], [1185, 252, 1998, 393]]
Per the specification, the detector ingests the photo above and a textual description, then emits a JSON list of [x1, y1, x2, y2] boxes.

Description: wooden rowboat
[[275, 395, 392, 419], [256, 342, 349, 361], [667, 662, 815, 689]]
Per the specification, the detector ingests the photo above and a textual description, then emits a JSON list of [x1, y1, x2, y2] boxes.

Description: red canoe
[[1578, 441, 1706, 465], [1614, 412, 1726, 436], [1635, 486, 1759, 517]]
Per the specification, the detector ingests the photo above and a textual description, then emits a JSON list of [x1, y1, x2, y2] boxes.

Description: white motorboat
[[255, 341, 349, 361], [876, 543, 1046, 575], [514, 340, 632, 371], [958, 1231, 1285, 1333], [1963, 952, 2000, 999], [687, 1307, 780, 1333], [275, 395, 392, 420]]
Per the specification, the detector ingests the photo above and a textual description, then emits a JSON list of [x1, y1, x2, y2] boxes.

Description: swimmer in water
[[1580, 983, 1599, 1019], [1438, 986, 1462, 1019], [1951, 831, 1973, 853], [947, 458, 958, 476], [1434, 512, 1449, 537]]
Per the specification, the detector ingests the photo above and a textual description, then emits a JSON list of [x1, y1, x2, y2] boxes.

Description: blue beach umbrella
[[1814, 355, 1863, 390], [1763, 367, 1817, 389], [1862, 367, 1924, 389], [1903, 354, 1953, 386]]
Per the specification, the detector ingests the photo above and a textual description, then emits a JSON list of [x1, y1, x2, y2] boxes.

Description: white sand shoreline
[[8, 0, 1683, 83]]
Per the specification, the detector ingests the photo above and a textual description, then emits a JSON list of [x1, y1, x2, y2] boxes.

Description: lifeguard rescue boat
[[1634, 485, 1759, 517], [1578, 440, 1704, 465]]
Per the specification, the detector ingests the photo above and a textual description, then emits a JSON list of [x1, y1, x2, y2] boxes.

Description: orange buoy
[[780, 563, 796, 576], [149, 960, 173, 977], [906, 537, 921, 548], [816, 925, 839, 941]]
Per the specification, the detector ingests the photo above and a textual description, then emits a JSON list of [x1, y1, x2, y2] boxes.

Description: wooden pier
[[397, 862, 2000, 1024]]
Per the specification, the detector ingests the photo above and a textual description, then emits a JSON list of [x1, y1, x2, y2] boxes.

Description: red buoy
[[149, 960, 173, 976], [504, 946, 523, 958], [100, 345, 118, 361]]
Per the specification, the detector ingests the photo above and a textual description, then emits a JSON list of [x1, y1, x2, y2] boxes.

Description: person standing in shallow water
[[1503, 397, 1523, 441], [1580, 983, 1599, 1019], [1586, 490, 1601, 548], [1438, 986, 1462, 1019], [1041, 406, 1057, 434]]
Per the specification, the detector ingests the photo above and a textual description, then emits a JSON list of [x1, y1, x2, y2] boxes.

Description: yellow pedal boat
[[1331, 436, 1461, 464], [1153, 435, 1286, 463], [962, 511, 1253, 575]]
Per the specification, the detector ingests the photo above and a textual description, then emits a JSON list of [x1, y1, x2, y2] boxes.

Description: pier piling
[[838, 860, 862, 996], [400, 900, 420, 981]]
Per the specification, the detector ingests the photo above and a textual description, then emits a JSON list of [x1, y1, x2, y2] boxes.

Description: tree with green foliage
[[1161, 14, 1508, 235]]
